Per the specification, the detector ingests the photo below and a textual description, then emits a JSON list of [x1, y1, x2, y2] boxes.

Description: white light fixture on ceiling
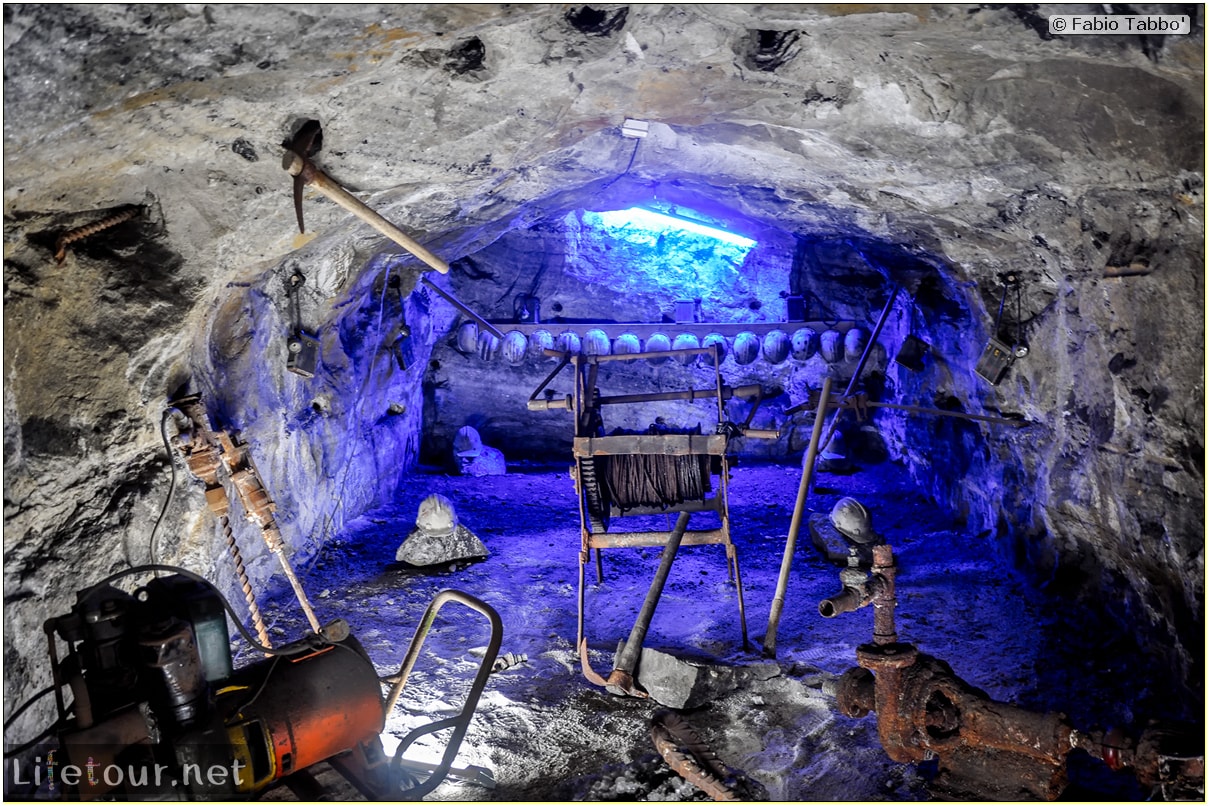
[[602, 206, 757, 249], [621, 118, 649, 139]]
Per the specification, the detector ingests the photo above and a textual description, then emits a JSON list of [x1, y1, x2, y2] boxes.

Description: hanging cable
[[268, 260, 397, 651], [600, 137, 642, 192], [3, 685, 58, 733], [4, 713, 71, 759], [3, 683, 76, 757], [148, 407, 180, 566]]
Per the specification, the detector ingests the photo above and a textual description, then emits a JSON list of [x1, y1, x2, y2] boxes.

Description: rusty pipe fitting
[[835, 666, 876, 718], [819, 585, 871, 618], [818, 546, 896, 626], [819, 574, 886, 618]]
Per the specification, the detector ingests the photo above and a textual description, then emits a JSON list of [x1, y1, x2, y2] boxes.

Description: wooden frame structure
[[529, 345, 750, 650]]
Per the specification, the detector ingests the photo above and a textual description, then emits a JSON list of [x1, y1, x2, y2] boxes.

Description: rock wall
[[3, 3, 1203, 735]]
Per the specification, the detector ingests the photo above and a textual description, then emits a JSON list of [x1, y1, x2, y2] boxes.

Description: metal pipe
[[595, 384, 762, 407], [764, 375, 832, 657], [870, 544, 897, 645], [526, 353, 573, 411], [870, 401, 1027, 427], [1104, 262, 1153, 277], [819, 583, 874, 618], [270, 540, 323, 634], [816, 285, 900, 459], [785, 397, 1028, 428], [380, 590, 503, 801], [711, 343, 725, 422], [384, 589, 503, 715], [421, 277, 504, 339], [545, 346, 721, 363]]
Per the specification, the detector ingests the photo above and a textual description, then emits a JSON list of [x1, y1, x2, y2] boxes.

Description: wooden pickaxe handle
[[284, 151, 450, 274]]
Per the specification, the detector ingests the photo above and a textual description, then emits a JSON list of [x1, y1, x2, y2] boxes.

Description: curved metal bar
[[382, 589, 503, 801]]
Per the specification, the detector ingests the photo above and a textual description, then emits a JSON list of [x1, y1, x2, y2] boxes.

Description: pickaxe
[[282, 119, 449, 274]]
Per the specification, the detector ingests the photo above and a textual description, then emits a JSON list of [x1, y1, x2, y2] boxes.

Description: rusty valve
[[819, 550, 889, 619], [819, 544, 898, 645], [823, 541, 1204, 800]]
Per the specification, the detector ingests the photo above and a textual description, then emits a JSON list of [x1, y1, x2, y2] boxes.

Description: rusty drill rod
[[764, 376, 832, 657], [220, 515, 272, 649], [283, 150, 449, 274], [612, 511, 692, 694], [273, 540, 323, 635]]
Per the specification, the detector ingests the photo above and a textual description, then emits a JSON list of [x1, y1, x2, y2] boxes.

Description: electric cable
[[230, 655, 282, 717], [3, 685, 75, 758], [600, 137, 641, 192], [3, 685, 57, 732], [149, 407, 180, 566], [3, 713, 70, 759]]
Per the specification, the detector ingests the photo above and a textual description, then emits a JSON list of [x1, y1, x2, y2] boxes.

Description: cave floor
[[254, 459, 1175, 801]]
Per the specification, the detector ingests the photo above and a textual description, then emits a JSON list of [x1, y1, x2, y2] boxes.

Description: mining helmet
[[830, 497, 876, 543], [415, 493, 458, 538], [453, 425, 483, 457]]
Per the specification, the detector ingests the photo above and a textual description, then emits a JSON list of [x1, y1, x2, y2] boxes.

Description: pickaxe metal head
[[279, 120, 450, 273], [282, 119, 324, 234]]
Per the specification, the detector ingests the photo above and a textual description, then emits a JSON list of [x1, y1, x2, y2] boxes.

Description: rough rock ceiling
[[2, 1, 1204, 761]]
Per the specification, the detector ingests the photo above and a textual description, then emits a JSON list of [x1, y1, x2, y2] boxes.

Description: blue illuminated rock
[[614, 643, 781, 709]]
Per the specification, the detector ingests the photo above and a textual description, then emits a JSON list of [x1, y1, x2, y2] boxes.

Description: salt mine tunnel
[[2, 3, 1204, 802]]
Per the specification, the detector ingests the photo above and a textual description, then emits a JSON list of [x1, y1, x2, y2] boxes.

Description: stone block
[[613, 643, 780, 709]]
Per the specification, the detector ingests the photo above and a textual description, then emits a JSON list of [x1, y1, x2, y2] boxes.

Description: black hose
[[3, 686, 74, 758], [3, 685, 56, 732], [3, 715, 68, 758]]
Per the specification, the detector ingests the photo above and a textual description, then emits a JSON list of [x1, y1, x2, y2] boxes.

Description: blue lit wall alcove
[[415, 197, 968, 477]]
